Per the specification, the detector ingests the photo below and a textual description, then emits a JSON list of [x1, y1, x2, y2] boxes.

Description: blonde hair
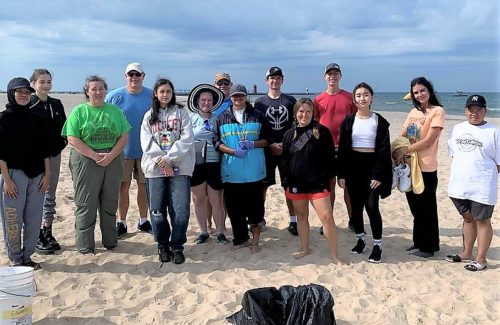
[[293, 98, 320, 139]]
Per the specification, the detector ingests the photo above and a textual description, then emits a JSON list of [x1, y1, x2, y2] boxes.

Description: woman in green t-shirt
[[62, 75, 131, 255]]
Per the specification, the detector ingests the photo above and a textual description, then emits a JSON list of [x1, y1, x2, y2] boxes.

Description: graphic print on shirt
[[151, 116, 181, 153], [455, 133, 483, 152], [88, 114, 118, 145], [405, 118, 424, 145], [265, 104, 289, 131]]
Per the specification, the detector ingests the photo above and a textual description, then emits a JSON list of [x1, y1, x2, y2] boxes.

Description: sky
[[0, 0, 498, 93]]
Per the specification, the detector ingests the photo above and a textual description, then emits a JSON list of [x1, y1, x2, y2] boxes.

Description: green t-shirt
[[62, 102, 131, 149]]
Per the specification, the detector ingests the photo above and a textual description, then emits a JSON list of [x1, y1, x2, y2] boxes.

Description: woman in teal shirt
[[62, 75, 131, 254]]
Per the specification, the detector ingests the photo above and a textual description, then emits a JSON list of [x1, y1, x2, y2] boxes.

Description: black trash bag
[[227, 283, 336, 325]]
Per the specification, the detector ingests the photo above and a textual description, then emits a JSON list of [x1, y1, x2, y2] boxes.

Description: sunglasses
[[203, 120, 211, 131], [216, 80, 231, 86], [127, 72, 143, 77]]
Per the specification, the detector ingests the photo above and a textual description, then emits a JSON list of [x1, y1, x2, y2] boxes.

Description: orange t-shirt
[[401, 106, 445, 172]]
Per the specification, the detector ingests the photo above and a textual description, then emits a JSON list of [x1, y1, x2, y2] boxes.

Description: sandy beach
[[0, 93, 499, 324]]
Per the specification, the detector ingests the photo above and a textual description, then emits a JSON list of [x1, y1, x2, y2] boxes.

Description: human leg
[[0, 171, 27, 264], [70, 150, 103, 252], [291, 199, 310, 258], [224, 183, 250, 246], [475, 219, 493, 266], [191, 182, 210, 235], [168, 176, 191, 253], [311, 195, 345, 264], [146, 178, 171, 246], [99, 154, 124, 248], [42, 154, 61, 226], [22, 174, 45, 261], [460, 212, 476, 260], [415, 172, 440, 254], [245, 181, 265, 253], [207, 185, 226, 235]]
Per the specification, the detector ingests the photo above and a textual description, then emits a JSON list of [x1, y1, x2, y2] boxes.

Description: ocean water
[[248, 92, 500, 118]]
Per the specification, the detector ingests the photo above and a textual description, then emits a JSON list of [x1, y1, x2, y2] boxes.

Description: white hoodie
[[140, 105, 195, 178]]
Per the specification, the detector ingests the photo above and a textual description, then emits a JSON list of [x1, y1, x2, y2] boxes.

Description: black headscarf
[[5, 77, 35, 110]]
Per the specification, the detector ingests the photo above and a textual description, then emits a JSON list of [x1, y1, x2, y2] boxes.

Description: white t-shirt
[[352, 113, 378, 148], [448, 121, 500, 205]]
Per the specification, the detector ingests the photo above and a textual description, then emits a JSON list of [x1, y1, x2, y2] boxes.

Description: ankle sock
[[289, 215, 297, 223], [374, 239, 382, 247], [356, 233, 366, 242]]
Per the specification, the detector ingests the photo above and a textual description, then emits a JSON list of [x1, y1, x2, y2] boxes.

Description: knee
[[462, 214, 475, 224]]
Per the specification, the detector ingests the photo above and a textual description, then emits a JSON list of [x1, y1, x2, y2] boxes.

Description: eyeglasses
[[15, 90, 31, 96], [216, 80, 231, 86], [127, 72, 143, 77], [203, 120, 211, 131]]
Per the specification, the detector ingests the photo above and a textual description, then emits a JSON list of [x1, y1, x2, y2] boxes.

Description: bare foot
[[250, 244, 261, 254], [232, 240, 250, 250], [293, 249, 310, 259]]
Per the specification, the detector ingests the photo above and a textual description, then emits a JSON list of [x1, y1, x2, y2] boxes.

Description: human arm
[[95, 133, 129, 167], [67, 136, 103, 162], [0, 160, 17, 199], [38, 158, 51, 193]]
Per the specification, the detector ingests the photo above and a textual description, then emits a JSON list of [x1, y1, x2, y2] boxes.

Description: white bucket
[[0, 267, 36, 325]]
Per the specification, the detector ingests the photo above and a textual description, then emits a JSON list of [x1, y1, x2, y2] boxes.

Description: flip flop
[[445, 254, 471, 263], [464, 261, 487, 272]]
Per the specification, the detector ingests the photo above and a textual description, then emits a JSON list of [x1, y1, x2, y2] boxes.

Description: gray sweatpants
[[0, 169, 44, 264], [42, 154, 62, 225], [69, 149, 124, 251]]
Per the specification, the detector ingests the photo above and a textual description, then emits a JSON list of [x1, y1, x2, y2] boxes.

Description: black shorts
[[262, 150, 285, 187], [190, 162, 223, 190], [450, 197, 494, 220]]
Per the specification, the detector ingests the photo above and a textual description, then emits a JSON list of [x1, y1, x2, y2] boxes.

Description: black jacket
[[30, 95, 67, 157], [280, 122, 335, 193], [337, 112, 392, 199], [0, 95, 50, 178]]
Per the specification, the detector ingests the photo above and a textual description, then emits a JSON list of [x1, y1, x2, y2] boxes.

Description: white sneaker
[[398, 163, 412, 192], [392, 164, 400, 189]]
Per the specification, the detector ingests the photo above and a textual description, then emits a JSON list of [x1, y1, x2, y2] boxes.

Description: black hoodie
[[0, 90, 50, 178], [30, 94, 67, 157]]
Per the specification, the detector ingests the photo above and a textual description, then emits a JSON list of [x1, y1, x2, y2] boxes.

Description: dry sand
[[0, 94, 499, 324]]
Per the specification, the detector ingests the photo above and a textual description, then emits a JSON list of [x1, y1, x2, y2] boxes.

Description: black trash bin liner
[[227, 283, 336, 325]]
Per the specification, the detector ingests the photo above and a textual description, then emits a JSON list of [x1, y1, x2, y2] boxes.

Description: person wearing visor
[[187, 84, 229, 245]]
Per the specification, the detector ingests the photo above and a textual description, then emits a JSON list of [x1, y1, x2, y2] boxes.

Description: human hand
[[234, 148, 248, 158], [156, 157, 168, 168], [269, 143, 282, 155], [338, 178, 345, 188], [96, 153, 113, 167], [3, 178, 18, 199], [370, 179, 381, 189], [161, 165, 174, 177], [39, 174, 50, 193], [239, 140, 254, 150]]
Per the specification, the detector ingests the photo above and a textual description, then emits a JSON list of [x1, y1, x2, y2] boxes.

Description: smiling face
[[155, 83, 173, 108], [197, 91, 214, 113], [412, 83, 430, 106], [296, 102, 314, 127], [354, 87, 373, 111], [266, 75, 283, 91], [215, 79, 232, 98], [33, 73, 52, 97], [14, 88, 32, 106], [465, 105, 487, 125], [324, 69, 341, 88], [230, 94, 246, 109], [86, 81, 107, 106], [126, 70, 145, 92]]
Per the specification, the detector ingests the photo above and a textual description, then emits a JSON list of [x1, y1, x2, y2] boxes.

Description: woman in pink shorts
[[281, 98, 345, 264]]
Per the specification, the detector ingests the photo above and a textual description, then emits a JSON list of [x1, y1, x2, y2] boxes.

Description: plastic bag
[[227, 284, 336, 325]]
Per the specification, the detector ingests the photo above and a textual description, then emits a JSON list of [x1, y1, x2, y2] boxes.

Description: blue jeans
[[146, 176, 191, 251]]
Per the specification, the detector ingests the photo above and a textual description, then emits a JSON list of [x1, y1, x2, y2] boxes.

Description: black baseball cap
[[465, 94, 487, 108], [265, 66, 283, 78]]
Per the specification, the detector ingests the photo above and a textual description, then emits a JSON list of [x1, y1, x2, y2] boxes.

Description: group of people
[[0, 62, 498, 272]]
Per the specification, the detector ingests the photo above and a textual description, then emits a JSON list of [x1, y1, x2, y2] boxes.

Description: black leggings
[[223, 181, 264, 245], [405, 171, 440, 253], [345, 152, 383, 240]]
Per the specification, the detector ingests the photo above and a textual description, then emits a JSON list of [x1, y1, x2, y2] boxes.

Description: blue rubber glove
[[234, 148, 248, 158], [239, 140, 255, 150]]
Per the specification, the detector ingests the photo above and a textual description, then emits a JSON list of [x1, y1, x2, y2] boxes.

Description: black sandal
[[23, 260, 41, 270]]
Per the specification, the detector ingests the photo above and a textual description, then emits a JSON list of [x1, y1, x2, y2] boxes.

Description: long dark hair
[[410, 77, 442, 113], [149, 78, 178, 125], [352, 82, 374, 110]]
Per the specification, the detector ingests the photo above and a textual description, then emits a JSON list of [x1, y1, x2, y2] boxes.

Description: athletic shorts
[[262, 151, 285, 187], [122, 159, 146, 183], [450, 197, 495, 220], [190, 162, 223, 190], [285, 188, 330, 201]]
